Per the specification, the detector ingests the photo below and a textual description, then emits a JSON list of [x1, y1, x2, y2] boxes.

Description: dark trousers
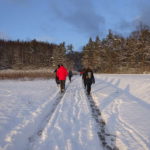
[[55, 77, 60, 85], [84, 79, 87, 88], [86, 83, 92, 95], [69, 76, 72, 82], [60, 80, 65, 92]]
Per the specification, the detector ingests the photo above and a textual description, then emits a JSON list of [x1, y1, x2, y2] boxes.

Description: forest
[[0, 25, 150, 73]]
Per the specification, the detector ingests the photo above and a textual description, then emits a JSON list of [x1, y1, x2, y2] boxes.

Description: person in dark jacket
[[68, 70, 73, 82], [54, 65, 60, 86], [84, 68, 95, 95], [56, 64, 68, 93], [82, 68, 87, 88]]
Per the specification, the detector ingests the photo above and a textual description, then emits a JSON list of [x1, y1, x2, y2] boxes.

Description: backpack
[[86, 71, 92, 79]]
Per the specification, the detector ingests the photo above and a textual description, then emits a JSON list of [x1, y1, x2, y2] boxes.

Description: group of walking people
[[54, 64, 95, 95]]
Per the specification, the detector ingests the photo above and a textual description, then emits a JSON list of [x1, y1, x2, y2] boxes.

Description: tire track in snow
[[28, 83, 70, 150], [111, 99, 150, 150], [30, 77, 102, 150], [28, 81, 74, 150], [94, 77, 150, 150], [28, 93, 63, 140], [3, 89, 61, 150], [85, 91, 119, 150]]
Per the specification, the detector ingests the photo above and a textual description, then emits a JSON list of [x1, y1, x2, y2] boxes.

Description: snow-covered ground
[[92, 74, 150, 150], [0, 74, 150, 150]]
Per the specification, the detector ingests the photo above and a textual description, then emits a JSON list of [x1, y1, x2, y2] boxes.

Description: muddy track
[[86, 94, 119, 150]]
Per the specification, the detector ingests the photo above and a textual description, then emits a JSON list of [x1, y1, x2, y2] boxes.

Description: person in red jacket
[[56, 64, 68, 93]]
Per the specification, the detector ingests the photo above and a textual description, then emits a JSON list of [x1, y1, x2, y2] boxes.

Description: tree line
[[0, 24, 150, 73], [0, 39, 80, 70], [82, 25, 150, 73]]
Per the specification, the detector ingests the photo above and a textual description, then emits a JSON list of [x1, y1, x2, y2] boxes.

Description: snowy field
[[0, 74, 150, 150]]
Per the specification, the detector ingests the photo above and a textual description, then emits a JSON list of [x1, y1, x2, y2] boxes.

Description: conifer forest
[[0, 25, 150, 73]]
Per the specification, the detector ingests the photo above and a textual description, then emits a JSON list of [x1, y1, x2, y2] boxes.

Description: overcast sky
[[0, 0, 150, 50]]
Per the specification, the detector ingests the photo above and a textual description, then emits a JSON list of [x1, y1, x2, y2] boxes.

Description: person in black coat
[[82, 68, 87, 88], [68, 70, 73, 82], [84, 68, 95, 95], [54, 65, 60, 86]]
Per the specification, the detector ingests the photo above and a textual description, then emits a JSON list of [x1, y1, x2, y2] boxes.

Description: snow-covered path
[[0, 74, 150, 150], [0, 77, 104, 150], [30, 77, 102, 150]]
